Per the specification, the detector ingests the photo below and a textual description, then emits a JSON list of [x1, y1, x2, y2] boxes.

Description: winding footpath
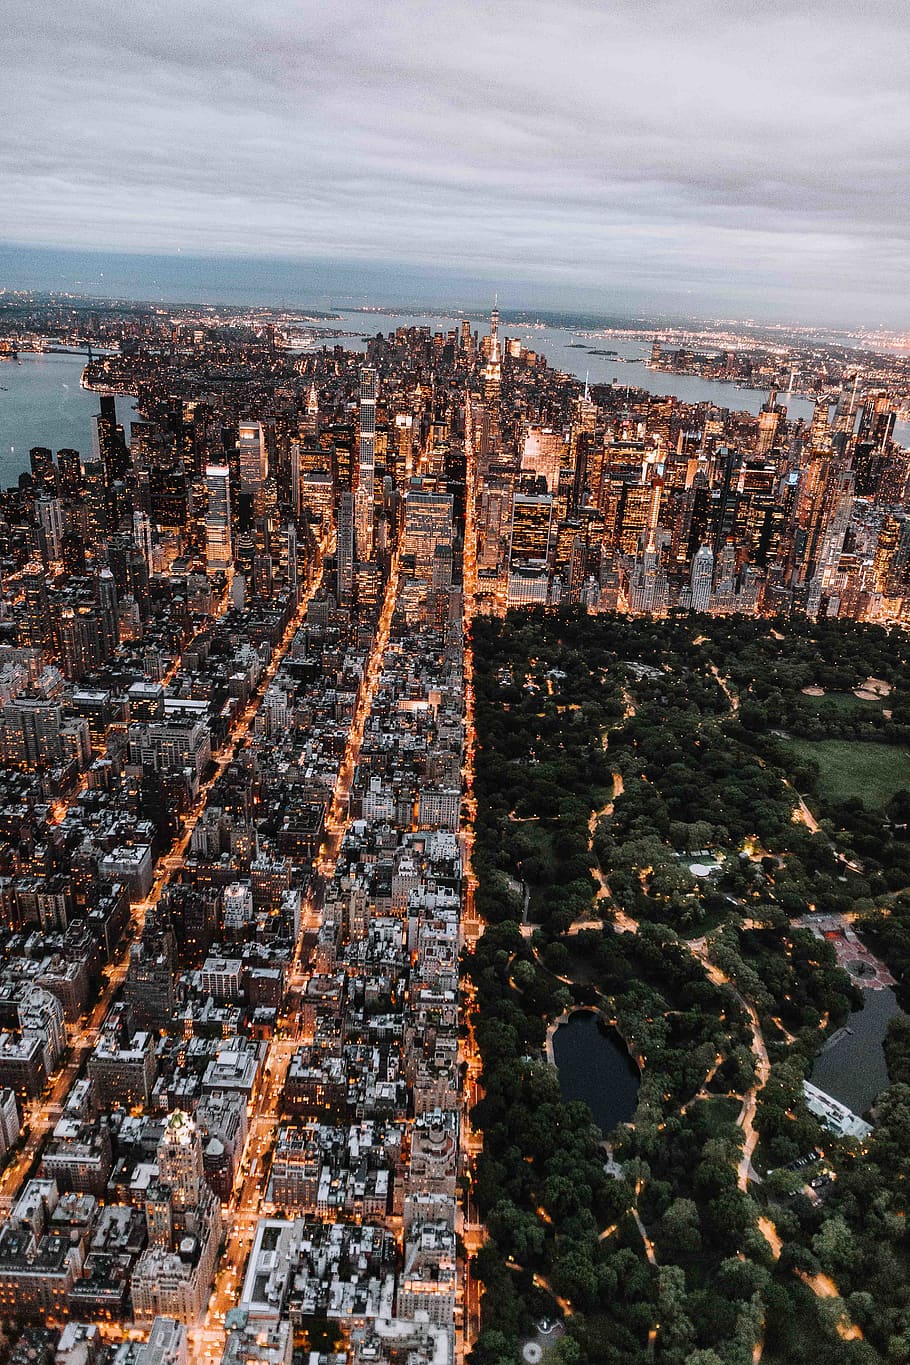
[[687, 936, 770, 1190], [568, 772, 625, 935]]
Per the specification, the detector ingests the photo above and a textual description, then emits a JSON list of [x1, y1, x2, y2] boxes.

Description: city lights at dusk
[[0, 5, 909, 1365]]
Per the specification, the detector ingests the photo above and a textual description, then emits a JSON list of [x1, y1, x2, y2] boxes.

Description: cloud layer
[[3, 1, 910, 322]]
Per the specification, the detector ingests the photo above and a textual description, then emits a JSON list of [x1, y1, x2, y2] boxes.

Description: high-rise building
[[22, 565, 52, 650], [873, 514, 910, 598], [617, 483, 659, 555], [57, 606, 103, 680], [355, 368, 377, 558], [132, 1110, 222, 1323], [57, 448, 82, 498], [483, 307, 502, 452], [35, 496, 65, 562], [282, 524, 298, 597], [134, 510, 154, 569], [238, 421, 267, 494], [508, 493, 553, 568], [29, 447, 56, 492], [290, 442, 303, 518], [860, 394, 897, 450], [128, 717, 212, 785], [690, 544, 714, 611], [834, 376, 861, 436], [628, 542, 669, 616], [91, 410, 114, 475], [816, 468, 855, 588], [521, 427, 567, 494], [337, 489, 355, 601], [157, 1111, 204, 1209], [205, 465, 232, 572], [755, 392, 782, 456], [403, 483, 454, 581], [0, 1090, 19, 1160], [97, 567, 119, 657], [303, 382, 320, 438], [92, 395, 128, 483], [808, 398, 831, 453], [124, 913, 177, 1032], [299, 471, 334, 526], [252, 551, 273, 600], [82, 460, 110, 538], [0, 697, 65, 769]]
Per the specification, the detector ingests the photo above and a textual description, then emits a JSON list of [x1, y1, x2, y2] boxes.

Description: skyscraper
[[133, 511, 153, 569], [238, 421, 267, 494], [57, 449, 82, 499], [303, 382, 320, 439], [97, 567, 119, 657], [92, 395, 128, 483], [35, 496, 64, 562], [290, 442, 303, 518], [483, 307, 502, 453], [29, 447, 56, 492], [22, 565, 52, 650], [157, 1111, 204, 1208], [690, 544, 714, 611], [283, 523, 298, 598], [834, 376, 861, 436], [755, 392, 782, 457], [205, 465, 232, 572], [337, 489, 355, 601], [521, 427, 567, 494], [508, 493, 553, 568], [403, 483, 455, 581], [83, 460, 111, 538], [355, 368, 377, 558]]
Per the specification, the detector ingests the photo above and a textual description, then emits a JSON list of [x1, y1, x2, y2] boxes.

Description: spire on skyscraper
[[490, 301, 500, 363]]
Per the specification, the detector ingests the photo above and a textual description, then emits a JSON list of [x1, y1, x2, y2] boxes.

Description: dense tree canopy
[[466, 609, 910, 1365]]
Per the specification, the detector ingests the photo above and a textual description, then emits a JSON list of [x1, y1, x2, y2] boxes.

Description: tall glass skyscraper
[[205, 464, 232, 571], [355, 368, 377, 558]]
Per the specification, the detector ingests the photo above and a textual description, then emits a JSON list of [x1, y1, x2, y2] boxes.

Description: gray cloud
[[2, 0, 910, 322]]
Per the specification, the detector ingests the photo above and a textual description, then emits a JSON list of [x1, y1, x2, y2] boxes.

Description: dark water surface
[[0, 352, 139, 488], [552, 1010, 640, 1134], [810, 987, 901, 1116]]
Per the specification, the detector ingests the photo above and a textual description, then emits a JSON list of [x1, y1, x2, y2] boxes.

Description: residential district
[[0, 298, 905, 1365]]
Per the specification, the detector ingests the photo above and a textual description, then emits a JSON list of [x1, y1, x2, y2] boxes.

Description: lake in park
[[551, 1010, 640, 1135], [811, 986, 902, 1116]]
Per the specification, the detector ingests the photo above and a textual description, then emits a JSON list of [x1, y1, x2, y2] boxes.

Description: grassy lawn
[[799, 690, 883, 715], [786, 738, 910, 808], [677, 901, 740, 940], [694, 1096, 741, 1135]]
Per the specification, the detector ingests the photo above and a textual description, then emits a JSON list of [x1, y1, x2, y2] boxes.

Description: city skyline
[[0, 282, 906, 1363], [3, 2, 910, 1358], [3, 1, 910, 326]]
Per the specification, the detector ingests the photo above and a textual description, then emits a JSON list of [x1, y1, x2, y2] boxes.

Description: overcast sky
[[3, 0, 910, 324]]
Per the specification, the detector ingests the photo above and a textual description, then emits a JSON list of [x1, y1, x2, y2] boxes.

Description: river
[[0, 352, 140, 489], [328, 308, 910, 446], [326, 309, 816, 423], [551, 1010, 640, 1134], [2, 313, 905, 493]]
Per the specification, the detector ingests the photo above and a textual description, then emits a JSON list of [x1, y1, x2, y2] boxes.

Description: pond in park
[[552, 1010, 640, 1134]]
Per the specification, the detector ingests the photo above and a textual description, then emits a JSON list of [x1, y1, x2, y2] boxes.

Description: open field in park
[[786, 737, 910, 808]]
